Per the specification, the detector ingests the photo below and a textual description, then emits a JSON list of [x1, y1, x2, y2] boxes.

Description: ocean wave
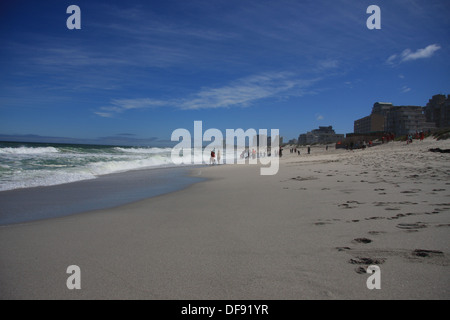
[[114, 147, 172, 154], [0, 169, 97, 191], [0, 144, 239, 191], [87, 155, 175, 175], [0, 146, 60, 155], [0, 154, 178, 191]]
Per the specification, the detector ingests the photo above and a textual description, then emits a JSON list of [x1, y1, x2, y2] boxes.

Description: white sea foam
[[0, 169, 97, 191], [0, 148, 181, 191], [0, 144, 243, 191], [87, 155, 175, 176], [0, 146, 60, 155], [114, 147, 172, 154]]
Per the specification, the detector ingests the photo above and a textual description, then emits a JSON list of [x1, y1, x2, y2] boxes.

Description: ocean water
[[0, 141, 259, 192], [0, 141, 180, 191]]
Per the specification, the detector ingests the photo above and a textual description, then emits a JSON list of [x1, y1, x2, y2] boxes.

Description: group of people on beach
[[381, 133, 395, 144], [407, 131, 425, 144], [288, 146, 312, 155], [237, 147, 284, 160]]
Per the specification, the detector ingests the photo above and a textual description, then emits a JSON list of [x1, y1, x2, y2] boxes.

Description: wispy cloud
[[401, 44, 441, 62], [96, 98, 171, 117], [401, 86, 411, 93], [386, 54, 398, 65], [386, 44, 441, 65], [316, 114, 324, 121], [95, 72, 320, 116], [179, 72, 318, 110]]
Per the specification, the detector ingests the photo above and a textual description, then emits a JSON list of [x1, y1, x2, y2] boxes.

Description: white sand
[[0, 137, 449, 299]]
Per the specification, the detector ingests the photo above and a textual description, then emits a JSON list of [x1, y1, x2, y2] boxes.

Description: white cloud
[[96, 98, 171, 117], [180, 72, 317, 110], [94, 112, 114, 118], [401, 44, 441, 62], [386, 44, 441, 65], [110, 98, 169, 110], [316, 59, 339, 71], [401, 86, 411, 93], [386, 54, 397, 65]]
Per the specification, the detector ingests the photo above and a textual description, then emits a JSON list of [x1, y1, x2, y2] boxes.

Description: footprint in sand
[[335, 246, 351, 252], [349, 257, 386, 265], [396, 222, 427, 231], [436, 223, 450, 228], [314, 221, 332, 226], [385, 207, 401, 211], [366, 216, 385, 220], [290, 176, 318, 181], [388, 212, 418, 220], [368, 231, 386, 235], [412, 249, 443, 258], [352, 238, 372, 244], [338, 200, 364, 209], [355, 266, 368, 274], [401, 189, 422, 194]]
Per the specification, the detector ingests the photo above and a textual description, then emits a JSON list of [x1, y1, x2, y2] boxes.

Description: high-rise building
[[424, 94, 450, 128], [385, 106, 435, 136], [354, 113, 385, 134], [354, 100, 437, 136]]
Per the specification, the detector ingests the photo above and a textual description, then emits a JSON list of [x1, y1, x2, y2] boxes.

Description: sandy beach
[[0, 138, 449, 300]]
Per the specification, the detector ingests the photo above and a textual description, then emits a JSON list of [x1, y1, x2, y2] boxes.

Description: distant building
[[298, 132, 317, 145], [372, 102, 393, 115], [385, 106, 435, 136], [354, 101, 436, 136], [298, 126, 344, 145], [424, 94, 450, 128], [354, 113, 385, 134]]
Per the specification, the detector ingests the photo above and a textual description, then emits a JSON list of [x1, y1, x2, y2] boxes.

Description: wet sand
[[0, 166, 203, 225]]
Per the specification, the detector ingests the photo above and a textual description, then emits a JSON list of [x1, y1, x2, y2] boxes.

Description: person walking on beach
[[307, 146, 311, 154], [210, 149, 216, 165], [217, 149, 221, 164]]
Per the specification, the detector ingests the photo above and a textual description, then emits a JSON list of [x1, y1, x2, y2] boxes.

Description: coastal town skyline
[[1, 0, 449, 146]]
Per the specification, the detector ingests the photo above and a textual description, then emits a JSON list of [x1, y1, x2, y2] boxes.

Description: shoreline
[[0, 138, 449, 299], [0, 165, 206, 226]]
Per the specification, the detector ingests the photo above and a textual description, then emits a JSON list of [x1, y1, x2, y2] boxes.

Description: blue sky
[[0, 0, 449, 146]]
